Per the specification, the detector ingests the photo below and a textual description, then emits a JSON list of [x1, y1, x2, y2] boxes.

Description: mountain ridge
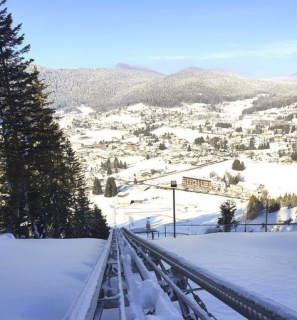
[[270, 73, 297, 82], [35, 63, 297, 110]]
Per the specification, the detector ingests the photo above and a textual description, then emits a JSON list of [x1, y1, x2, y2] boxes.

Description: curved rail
[[122, 227, 297, 320]]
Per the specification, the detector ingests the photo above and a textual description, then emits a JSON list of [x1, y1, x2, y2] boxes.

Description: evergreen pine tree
[[111, 178, 117, 196], [72, 184, 92, 238], [232, 159, 244, 171], [187, 145, 191, 152], [104, 178, 111, 197], [217, 200, 237, 232], [247, 195, 264, 220], [0, 2, 45, 237], [249, 138, 255, 150], [159, 142, 166, 150], [28, 69, 67, 238], [114, 157, 119, 168], [89, 205, 110, 239], [92, 177, 102, 195], [104, 177, 117, 197]]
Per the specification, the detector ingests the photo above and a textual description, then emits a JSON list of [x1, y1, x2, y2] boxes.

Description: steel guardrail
[[122, 227, 297, 320]]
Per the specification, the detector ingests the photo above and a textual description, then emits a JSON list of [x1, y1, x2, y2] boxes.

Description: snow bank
[[0, 233, 15, 239], [0, 237, 106, 320]]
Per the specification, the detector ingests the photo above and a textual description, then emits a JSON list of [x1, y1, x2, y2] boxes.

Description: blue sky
[[7, 0, 297, 78]]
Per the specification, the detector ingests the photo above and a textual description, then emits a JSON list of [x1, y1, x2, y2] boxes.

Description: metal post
[[244, 210, 247, 233], [165, 226, 166, 237], [173, 188, 176, 238], [265, 197, 268, 232]]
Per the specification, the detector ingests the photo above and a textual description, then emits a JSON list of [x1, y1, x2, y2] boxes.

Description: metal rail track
[[122, 227, 297, 320], [70, 227, 296, 319], [92, 228, 219, 320]]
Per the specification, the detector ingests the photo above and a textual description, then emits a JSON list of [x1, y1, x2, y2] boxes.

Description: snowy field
[[219, 98, 256, 117], [115, 157, 191, 181], [153, 158, 297, 197], [153, 232, 297, 319], [100, 114, 141, 124], [91, 187, 246, 232], [69, 129, 126, 145], [152, 127, 221, 143], [0, 235, 105, 320], [57, 105, 96, 128]]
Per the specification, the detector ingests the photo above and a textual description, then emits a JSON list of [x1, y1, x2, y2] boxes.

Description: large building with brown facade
[[182, 176, 225, 191], [182, 176, 211, 189]]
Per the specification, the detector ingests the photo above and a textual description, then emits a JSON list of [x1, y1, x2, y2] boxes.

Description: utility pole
[[265, 197, 268, 232]]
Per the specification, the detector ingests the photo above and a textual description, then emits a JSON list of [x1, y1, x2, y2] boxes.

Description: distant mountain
[[270, 73, 297, 82], [35, 64, 297, 110], [35, 64, 164, 110], [114, 63, 163, 75], [117, 68, 297, 108]]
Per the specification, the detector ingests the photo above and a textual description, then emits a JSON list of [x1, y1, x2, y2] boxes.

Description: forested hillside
[[34, 64, 164, 110], [36, 64, 297, 110]]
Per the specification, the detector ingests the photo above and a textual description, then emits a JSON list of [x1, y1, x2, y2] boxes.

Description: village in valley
[[3, 1, 297, 319], [56, 99, 297, 234]]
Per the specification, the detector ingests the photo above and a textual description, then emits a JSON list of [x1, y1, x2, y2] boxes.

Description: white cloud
[[149, 40, 297, 61]]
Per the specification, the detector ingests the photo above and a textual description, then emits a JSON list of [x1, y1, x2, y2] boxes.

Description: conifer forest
[[0, 0, 109, 239]]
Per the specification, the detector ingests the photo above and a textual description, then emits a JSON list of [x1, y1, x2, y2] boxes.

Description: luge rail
[[66, 228, 297, 320], [122, 227, 297, 320]]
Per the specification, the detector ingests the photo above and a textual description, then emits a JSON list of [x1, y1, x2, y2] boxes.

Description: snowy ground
[[0, 236, 105, 320], [100, 114, 141, 124], [69, 129, 126, 145], [91, 187, 246, 232], [152, 127, 222, 143], [115, 157, 191, 181], [152, 232, 297, 319]]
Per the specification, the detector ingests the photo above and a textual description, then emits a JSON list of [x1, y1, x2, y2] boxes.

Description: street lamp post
[[244, 207, 247, 233], [265, 196, 269, 232], [171, 181, 177, 238]]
